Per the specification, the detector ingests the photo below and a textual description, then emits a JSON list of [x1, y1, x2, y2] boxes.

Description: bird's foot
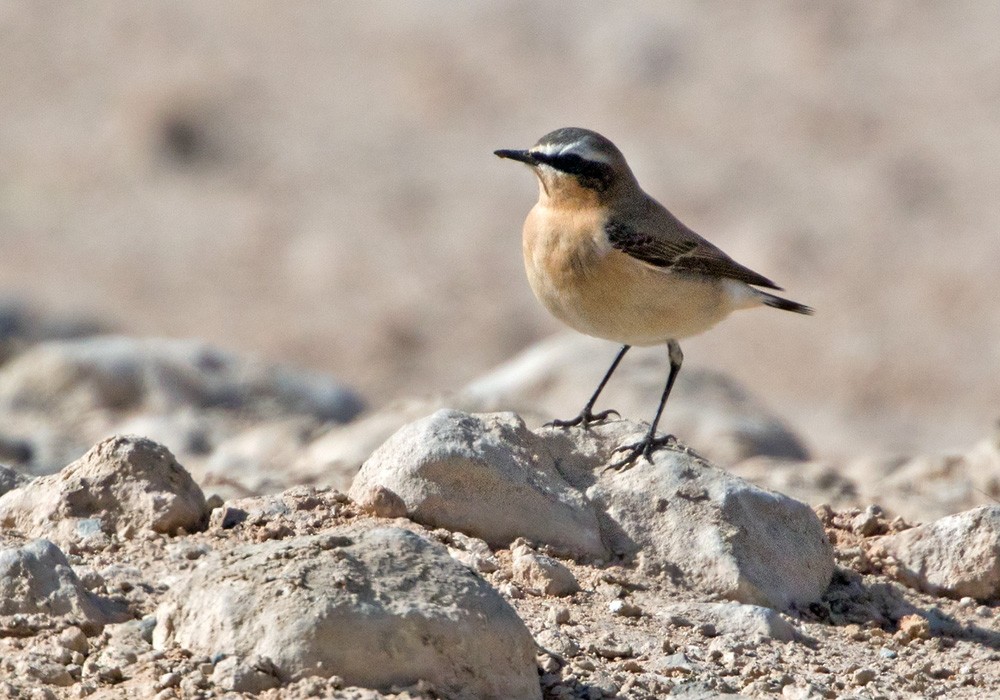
[[606, 433, 677, 471], [545, 408, 620, 430]]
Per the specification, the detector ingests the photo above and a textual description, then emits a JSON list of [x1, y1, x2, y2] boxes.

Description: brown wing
[[605, 205, 782, 290]]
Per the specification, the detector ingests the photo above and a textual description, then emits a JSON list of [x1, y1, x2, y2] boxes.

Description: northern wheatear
[[496, 127, 812, 469]]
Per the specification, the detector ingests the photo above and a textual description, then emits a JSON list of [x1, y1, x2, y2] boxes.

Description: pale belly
[[523, 214, 749, 346]]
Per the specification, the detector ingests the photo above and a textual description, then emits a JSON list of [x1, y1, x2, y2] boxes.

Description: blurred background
[[2, 1, 998, 461]]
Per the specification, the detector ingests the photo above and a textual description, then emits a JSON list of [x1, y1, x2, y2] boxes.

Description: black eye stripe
[[531, 151, 614, 189]]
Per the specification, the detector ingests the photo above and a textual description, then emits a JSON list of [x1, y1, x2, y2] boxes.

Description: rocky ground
[[2, 328, 1000, 699]]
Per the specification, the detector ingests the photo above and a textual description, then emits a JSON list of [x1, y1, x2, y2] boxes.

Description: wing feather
[[605, 202, 781, 290]]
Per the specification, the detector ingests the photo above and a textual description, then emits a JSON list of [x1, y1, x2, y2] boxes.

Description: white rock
[[875, 505, 1000, 600], [585, 433, 833, 609], [0, 435, 208, 545], [57, 626, 89, 654], [155, 527, 540, 699], [511, 545, 580, 597], [351, 410, 606, 557], [0, 335, 363, 422], [7, 652, 74, 687], [459, 334, 810, 465], [657, 602, 799, 642], [294, 396, 482, 491], [212, 655, 281, 693], [0, 538, 119, 633], [353, 409, 832, 609]]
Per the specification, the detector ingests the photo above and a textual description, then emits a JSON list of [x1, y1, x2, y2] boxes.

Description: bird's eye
[[538, 151, 614, 190]]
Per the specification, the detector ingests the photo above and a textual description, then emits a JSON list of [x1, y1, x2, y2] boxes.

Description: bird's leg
[[546, 345, 630, 429], [608, 339, 683, 470]]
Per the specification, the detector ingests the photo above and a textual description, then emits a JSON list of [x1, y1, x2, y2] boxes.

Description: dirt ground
[[3, 484, 1000, 700]]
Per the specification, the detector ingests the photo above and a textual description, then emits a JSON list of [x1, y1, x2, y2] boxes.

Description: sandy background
[[2, 1, 998, 460]]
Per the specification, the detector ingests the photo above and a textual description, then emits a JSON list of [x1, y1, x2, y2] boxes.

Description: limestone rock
[[211, 655, 281, 693], [875, 505, 1000, 601], [155, 527, 540, 699], [659, 602, 799, 642], [0, 435, 208, 545], [0, 538, 120, 633], [511, 543, 580, 597], [586, 433, 833, 609], [351, 410, 606, 558], [459, 334, 809, 465], [354, 409, 832, 609], [0, 335, 363, 422], [294, 396, 483, 491]]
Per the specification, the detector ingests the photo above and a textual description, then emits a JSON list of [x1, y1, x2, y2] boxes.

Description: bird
[[495, 127, 812, 469]]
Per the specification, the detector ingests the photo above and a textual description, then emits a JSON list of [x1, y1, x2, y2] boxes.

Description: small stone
[[511, 547, 580, 597], [74, 683, 97, 698], [550, 606, 571, 625], [897, 614, 930, 640], [655, 652, 693, 674], [156, 672, 181, 690], [853, 668, 877, 685], [697, 623, 718, 638], [537, 654, 561, 674], [608, 599, 642, 618], [879, 647, 898, 659], [536, 628, 580, 658], [96, 666, 123, 684], [210, 505, 248, 529], [355, 485, 407, 519], [593, 639, 633, 660], [498, 581, 524, 599], [851, 505, 885, 536], [57, 626, 89, 654]]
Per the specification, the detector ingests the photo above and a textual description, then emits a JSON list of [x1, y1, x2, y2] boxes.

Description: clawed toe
[[545, 408, 620, 430], [606, 434, 677, 471]]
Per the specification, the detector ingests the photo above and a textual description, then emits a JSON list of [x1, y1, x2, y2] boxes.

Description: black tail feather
[[761, 292, 813, 315]]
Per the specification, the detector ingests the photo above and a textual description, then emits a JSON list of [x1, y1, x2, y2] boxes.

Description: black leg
[[547, 344, 630, 429], [608, 339, 683, 469]]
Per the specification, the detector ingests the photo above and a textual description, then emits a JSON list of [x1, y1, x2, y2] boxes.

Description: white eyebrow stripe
[[530, 140, 614, 166]]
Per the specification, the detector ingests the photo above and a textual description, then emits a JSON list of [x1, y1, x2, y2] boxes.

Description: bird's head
[[495, 127, 637, 205]]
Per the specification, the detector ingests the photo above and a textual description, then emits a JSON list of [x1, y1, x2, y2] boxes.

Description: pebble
[[853, 667, 877, 685], [697, 623, 718, 638], [879, 647, 898, 659], [851, 504, 885, 536], [897, 614, 930, 640], [550, 606, 571, 625], [57, 627, 89, 655], [593, 642, 633, 660], [657, 652, 693, 674], [156, 672, 181, 690], [608, 599, 642, 618], [537, 654, 560, 674]]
